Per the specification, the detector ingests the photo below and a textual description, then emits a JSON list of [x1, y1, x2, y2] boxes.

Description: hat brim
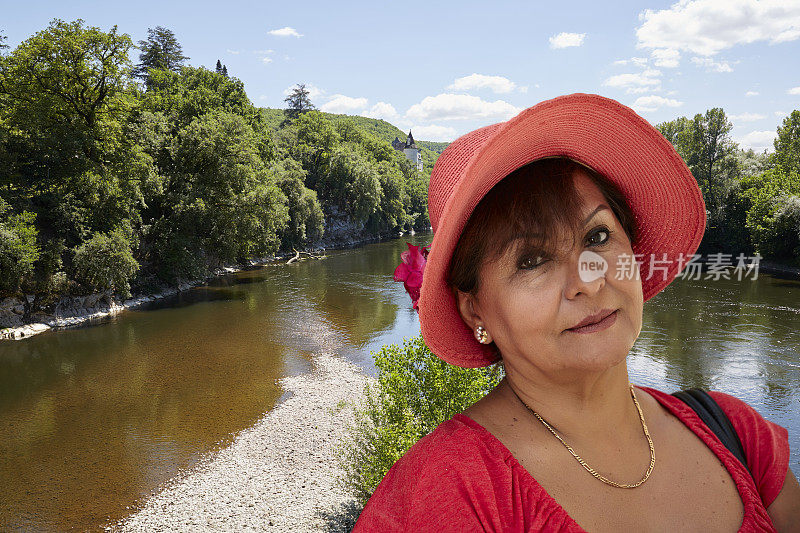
[[418, 93, 706, 368]]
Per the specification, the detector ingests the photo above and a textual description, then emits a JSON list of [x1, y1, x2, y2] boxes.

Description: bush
[[0, 199, 40, 295], [336, 334, 504, 508], [759, 195, 800, 264], [72, 226, 139, 298]]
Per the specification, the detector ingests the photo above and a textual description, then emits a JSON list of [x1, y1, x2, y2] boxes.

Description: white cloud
[[319, 94, 369, 114], [746, 90, 760, 97], [690, 56, 734, 72], [636, 0, 800, 57], [789, 86, 800, 95], [254, 49, 275, 65], [626, 86, 656, 94], [730, 112, 766, 122], [602, 69, 662, 94], [614, 57, 649, 67], [405, 93, 521, 122], [775, 110, 788, 117], [549, 32, 586, 49], [736, 130, 776, 151], [268, 26, 303, 38], [631, 95, 683, 113], [447, 73, 519, 94], [408, 124, 459, 142], [518, 86, 529, 93], [226, 49, 241, 55], [651, 48, 680, 68], [360, 102, 399, 121]]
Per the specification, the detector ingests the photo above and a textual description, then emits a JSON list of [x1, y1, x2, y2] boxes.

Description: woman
[[353, 94, 799, 532]]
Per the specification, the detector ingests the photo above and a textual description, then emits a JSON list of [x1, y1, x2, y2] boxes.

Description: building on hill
[[392, 131, 423, 171]]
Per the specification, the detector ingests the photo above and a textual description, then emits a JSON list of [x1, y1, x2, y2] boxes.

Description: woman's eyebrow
[[583, 204, 610, 225]]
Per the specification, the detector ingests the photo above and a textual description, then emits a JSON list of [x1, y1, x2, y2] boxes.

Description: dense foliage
[[3, 18, 800, 324], [336, 334, 504, 507], [0, 20, 431, 320], [657, 111, 800, 265]]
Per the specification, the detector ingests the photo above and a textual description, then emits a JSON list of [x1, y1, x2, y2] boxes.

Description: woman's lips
[[566, 310, 618, 334]]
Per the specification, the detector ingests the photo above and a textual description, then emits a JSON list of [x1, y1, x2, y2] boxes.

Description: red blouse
[[353, 386, 791, 532]]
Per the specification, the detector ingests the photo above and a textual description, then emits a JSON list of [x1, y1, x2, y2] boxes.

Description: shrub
[[72, 226, 139, 298], [0, 199, 40, 295], [336, 334, 504, 508], [759, 195, 800, 264]]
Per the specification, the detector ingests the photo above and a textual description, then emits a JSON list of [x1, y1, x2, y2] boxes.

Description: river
[[0, 234, 798, 531]]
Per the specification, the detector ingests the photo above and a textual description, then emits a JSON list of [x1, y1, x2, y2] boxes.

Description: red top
[[353, 386, 790, 532]]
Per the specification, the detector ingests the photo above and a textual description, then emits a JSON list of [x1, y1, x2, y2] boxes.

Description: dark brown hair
[[447, 157, 638, 296]]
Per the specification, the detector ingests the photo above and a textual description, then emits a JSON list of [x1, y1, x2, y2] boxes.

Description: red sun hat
[[418, 93, 707, 368]]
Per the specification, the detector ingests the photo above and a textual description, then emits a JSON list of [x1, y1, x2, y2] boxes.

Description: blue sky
[[3, 0, 800, 149]]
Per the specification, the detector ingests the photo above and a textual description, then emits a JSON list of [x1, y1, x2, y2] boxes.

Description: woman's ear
[[455, 289, 482, 331]]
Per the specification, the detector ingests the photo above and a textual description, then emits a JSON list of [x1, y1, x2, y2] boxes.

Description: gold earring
[[475, 326, 489, 344]]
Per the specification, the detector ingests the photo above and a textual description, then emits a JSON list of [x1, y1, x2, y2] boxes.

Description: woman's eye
[[520, 255, 547, 269], [587, 227, 611, 247]]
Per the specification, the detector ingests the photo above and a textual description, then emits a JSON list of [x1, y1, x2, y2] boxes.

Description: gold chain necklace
[[511, 382, 656, 489]]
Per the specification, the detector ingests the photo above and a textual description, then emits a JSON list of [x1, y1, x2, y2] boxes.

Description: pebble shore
[[106, 353, 374, 532]]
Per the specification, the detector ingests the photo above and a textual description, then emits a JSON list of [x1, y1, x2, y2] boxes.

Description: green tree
[[0, 19, 144, 313], [0, 197, 40, 295], [328, 147, 382, 222], [149, 111, 288, 280], [283, 83, 315, 121], [214, 59, 228, 78], [0, 19, 134, 171], [271, 158, 325, 249], [741, 167, 800, 262], [657, 116, 695, 162], [658, 109, 739, 251], [370, 160, 409, 231], [774, 110, 800, 175], [288, 110, 337, 191], [72, 226, 139, 297], [133, 26, 188, 88], [140, 66, 264, 133]]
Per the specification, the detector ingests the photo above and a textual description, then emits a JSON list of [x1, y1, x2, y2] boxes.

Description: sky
[[3, 0, 800, 150]]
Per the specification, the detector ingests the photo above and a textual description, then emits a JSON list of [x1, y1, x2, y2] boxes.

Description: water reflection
[[0, 232, 798, 531], [630, 271, 800, 477]]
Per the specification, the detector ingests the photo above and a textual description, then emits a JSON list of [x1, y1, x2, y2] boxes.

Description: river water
[[1, 234, 798, 531]]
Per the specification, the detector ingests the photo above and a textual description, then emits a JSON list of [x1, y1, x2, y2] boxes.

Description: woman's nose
[[563, 250, 607, 299]]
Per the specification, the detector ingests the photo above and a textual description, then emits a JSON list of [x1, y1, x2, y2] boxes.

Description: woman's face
[[458, 168, 644, 378]]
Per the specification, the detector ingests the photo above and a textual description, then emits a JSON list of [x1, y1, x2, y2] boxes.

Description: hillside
[[260, 108, 446, 174]]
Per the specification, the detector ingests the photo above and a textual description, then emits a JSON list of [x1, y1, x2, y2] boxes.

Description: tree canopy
[[133, 26, 189, 88], [0, 20, 432, 320], [283, 83, 315, 121], [775, 111, 800, 175]]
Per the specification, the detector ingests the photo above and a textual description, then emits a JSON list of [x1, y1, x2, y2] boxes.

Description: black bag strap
[[671, 388, 751, 476]]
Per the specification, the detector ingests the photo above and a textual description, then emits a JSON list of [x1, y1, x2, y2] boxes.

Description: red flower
[[393, 243, 430, 310]]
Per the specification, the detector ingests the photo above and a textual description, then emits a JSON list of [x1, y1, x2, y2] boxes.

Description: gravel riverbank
[[106, 353, 374, 532]]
